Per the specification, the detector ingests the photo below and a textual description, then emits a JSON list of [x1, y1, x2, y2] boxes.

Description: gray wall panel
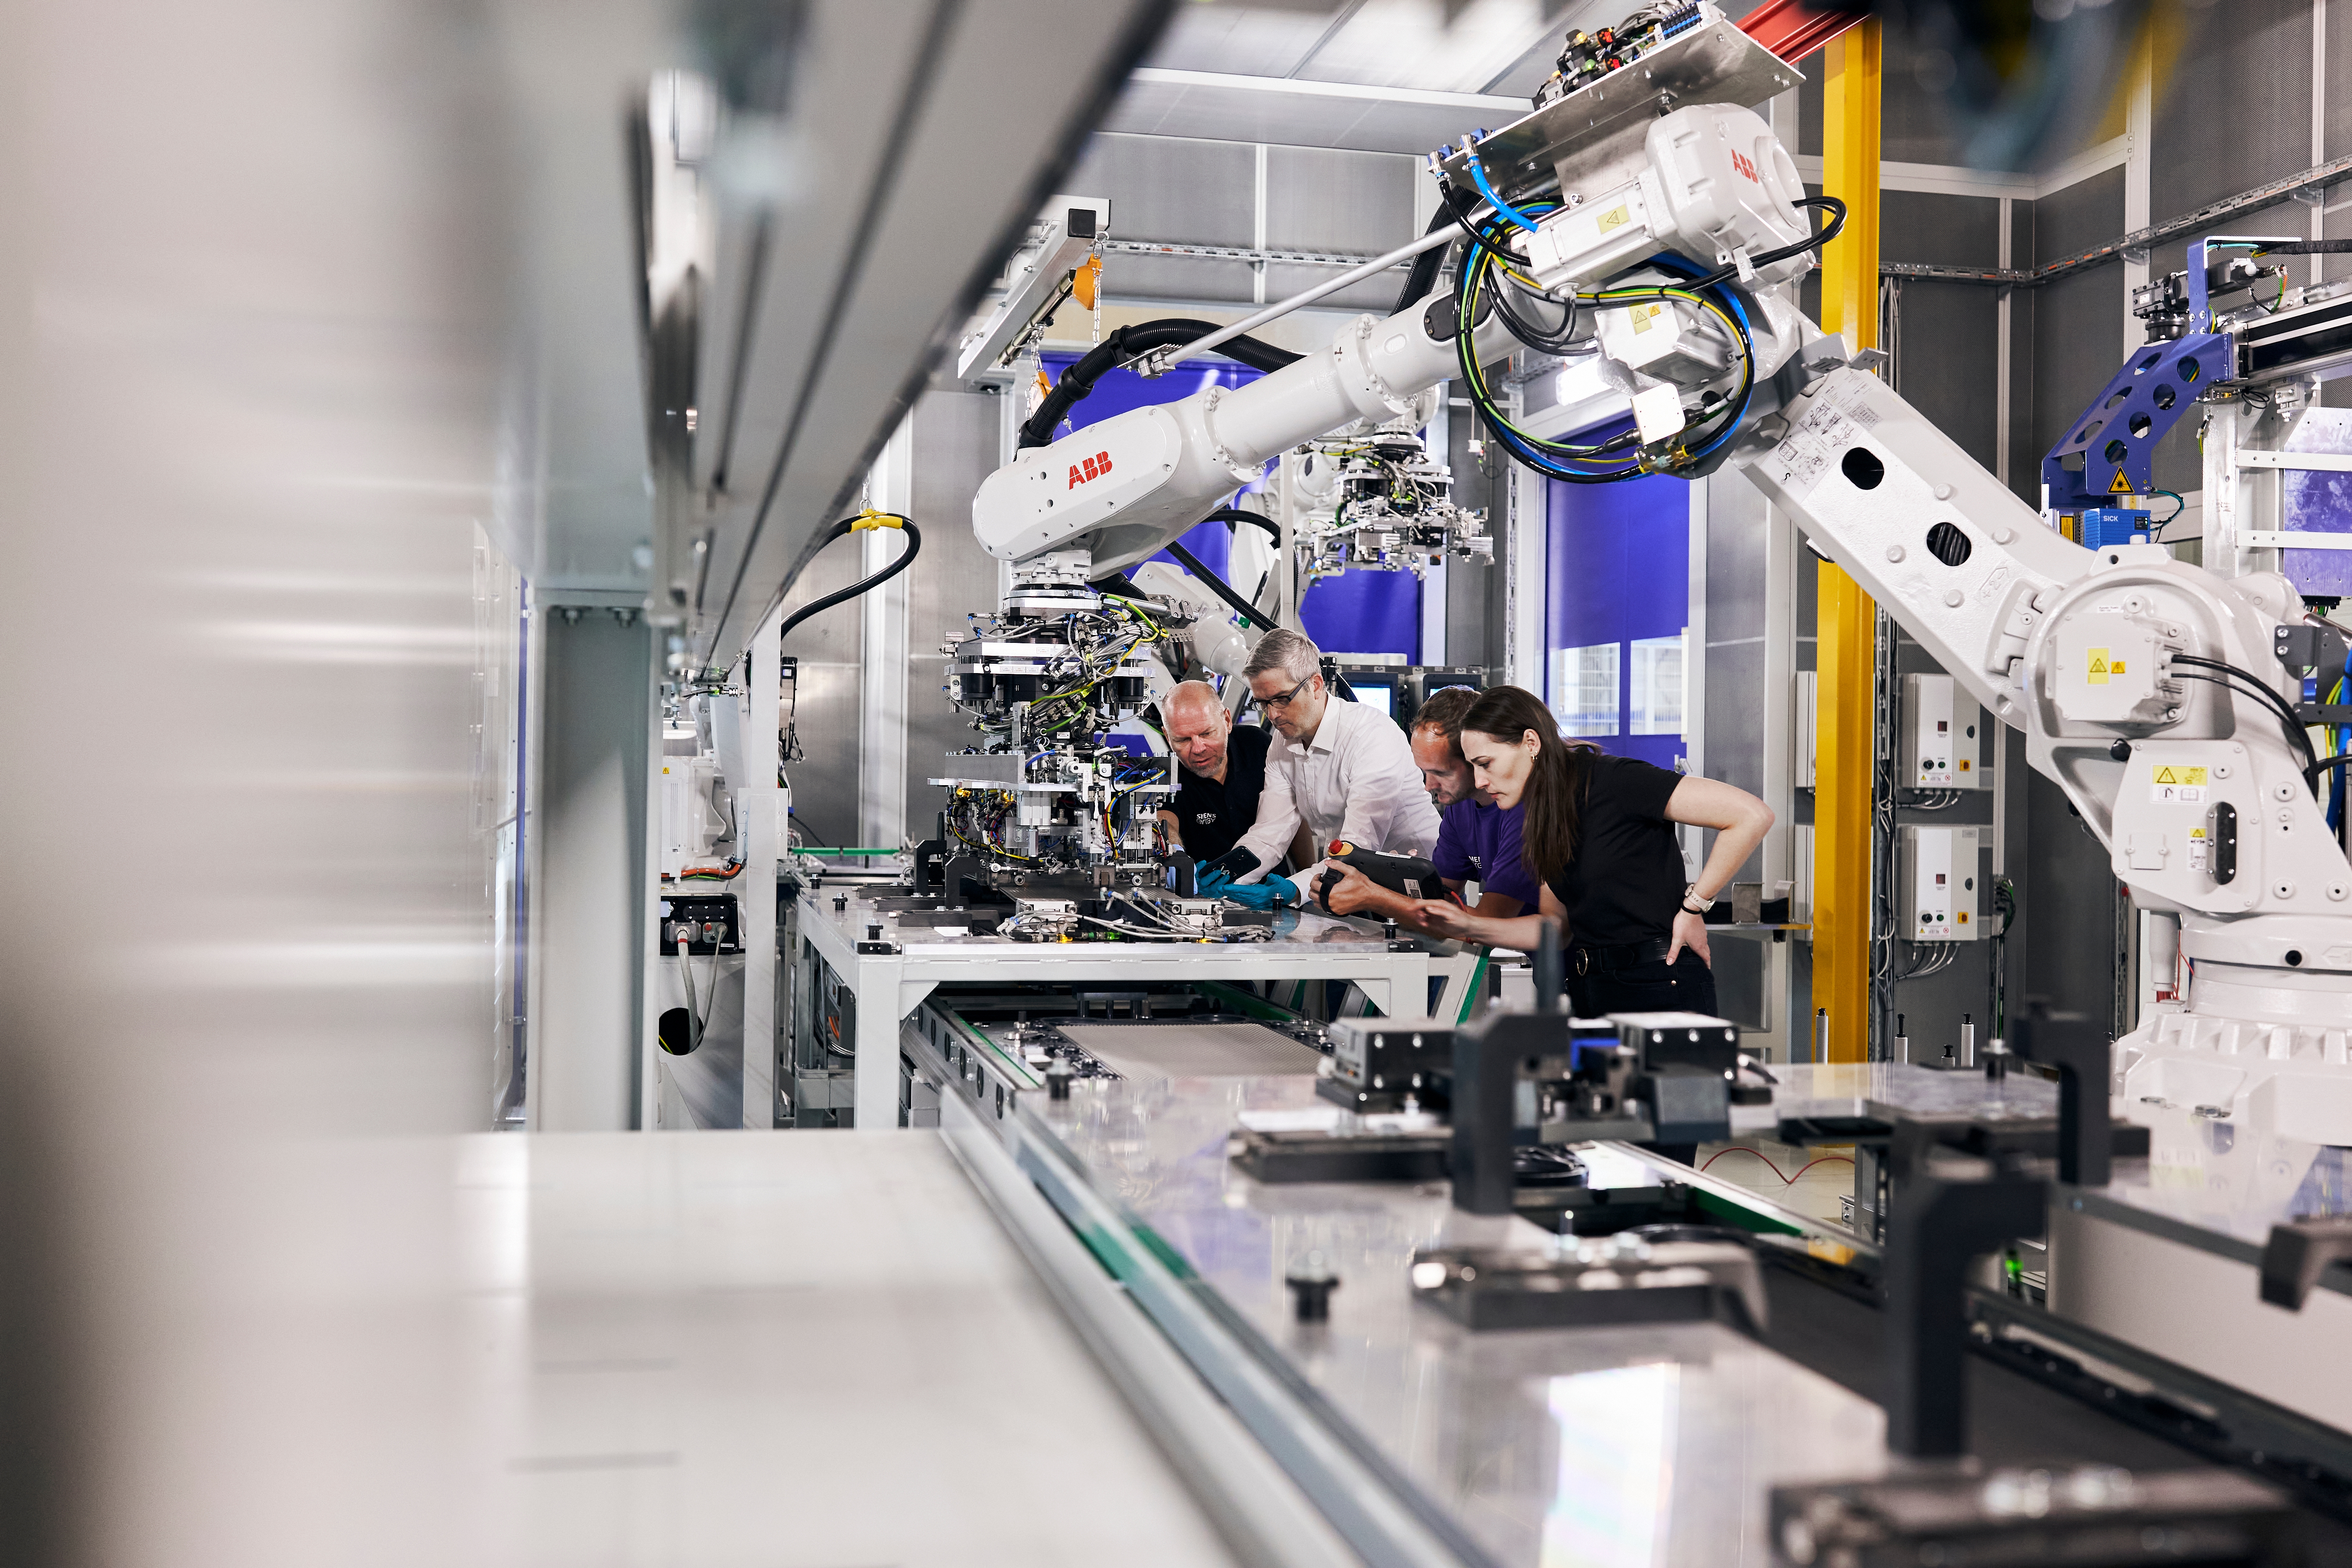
[[1879, 24, 1972, 167], [1788, 22, 1969, 165], [2004, 194, 2036, 503], [2151, 0, 2313, 222], [2029, 266, 2123, 480], [2033, 167, 2123, 265], [1264, 263, 1407, 312], [1890, 281, 2000, 472], [1881, 190, 1998, 268], [1066, 133, 1255, 246], [1101, 253, 1260, 303], [1264, 145, 1417, 252]]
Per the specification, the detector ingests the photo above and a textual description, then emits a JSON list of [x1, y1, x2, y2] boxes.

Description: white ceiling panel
[[1105, 68, 1532, 154], [1145, 5, 1338, 76], [1294, 0, 1559, 93]]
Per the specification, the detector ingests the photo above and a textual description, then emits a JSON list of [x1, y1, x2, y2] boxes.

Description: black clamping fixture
[[1448, 919, 1564, 1216], [1163, 849, 1198, 897], [2259, 1214, 2352, 1310], [1885, 1163, 2048, 1457], [2008, 1001, 2112, 1187], [911, 814, 948, 894]]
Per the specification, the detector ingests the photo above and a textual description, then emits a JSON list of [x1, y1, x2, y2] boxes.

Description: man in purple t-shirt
[[1319, 687, 1534, 932]]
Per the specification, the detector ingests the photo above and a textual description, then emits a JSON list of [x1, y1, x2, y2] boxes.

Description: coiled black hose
[[1019, 319, 1302, 449], [776, 513, 922, 643]]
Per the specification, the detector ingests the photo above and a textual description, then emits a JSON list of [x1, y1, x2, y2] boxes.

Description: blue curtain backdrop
[[1039, 351, 1419, 658], [1544, 425, 1689, 772]]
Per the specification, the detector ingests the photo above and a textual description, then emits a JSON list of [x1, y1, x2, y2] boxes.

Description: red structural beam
[[1737, 0, 1872, 64]]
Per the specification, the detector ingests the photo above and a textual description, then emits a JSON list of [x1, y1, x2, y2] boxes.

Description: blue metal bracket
[[2040, 233, 2318, 513], [2041, 331, 2227, 512], [2188, 233, 2298, 333]]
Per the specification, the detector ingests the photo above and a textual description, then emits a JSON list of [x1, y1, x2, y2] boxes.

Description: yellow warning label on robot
[[2086, 648, 2111, 684], [2152, 763, 2210, 806], [1629, 301, 1664, 334], [2109, 469, 2134, 495], [1597, 203, 1632, 233]]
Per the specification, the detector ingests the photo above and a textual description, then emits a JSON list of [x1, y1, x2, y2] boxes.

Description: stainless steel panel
[[1433, 15, 1799, 198], [2051, 1098, 2352, 1431], [779, 535, 866, 849], [904, 387, 1011, 835], [534, 611, 655, 1132]]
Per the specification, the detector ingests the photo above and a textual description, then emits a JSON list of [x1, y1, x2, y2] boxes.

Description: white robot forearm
[[972, 291, 1523, 577]]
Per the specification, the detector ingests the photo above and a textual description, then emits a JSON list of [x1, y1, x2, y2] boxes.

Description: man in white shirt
[[1195, 628, 1440, 887]]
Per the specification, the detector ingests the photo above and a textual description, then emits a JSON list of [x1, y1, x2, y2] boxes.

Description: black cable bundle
[[1018, 320, 1301, 450], [777, 513, 923, 643]]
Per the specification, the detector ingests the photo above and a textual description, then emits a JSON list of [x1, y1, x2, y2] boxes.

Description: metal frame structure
[[793, 885, 1484, 1126]]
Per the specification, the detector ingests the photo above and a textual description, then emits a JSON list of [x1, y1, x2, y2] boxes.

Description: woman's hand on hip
[[1665, 909, 1712, 968]]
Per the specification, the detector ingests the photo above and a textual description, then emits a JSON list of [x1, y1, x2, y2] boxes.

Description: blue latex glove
[[1192, 867, 1235, 897], [1222, 874, 1298, 911]]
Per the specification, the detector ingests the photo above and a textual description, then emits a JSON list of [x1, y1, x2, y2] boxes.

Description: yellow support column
[[1813, 21, 1881, 1063]]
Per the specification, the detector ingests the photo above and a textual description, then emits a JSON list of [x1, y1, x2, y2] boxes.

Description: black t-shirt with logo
[[1541, 753, 1688, 946], [1169, 723, 1272, 863]]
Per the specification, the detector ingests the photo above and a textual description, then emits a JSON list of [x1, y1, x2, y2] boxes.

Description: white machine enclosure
[[1900, 673, 1986, 791], [971, 94, 2352, 1136], [1897, 824, 1983, 942]]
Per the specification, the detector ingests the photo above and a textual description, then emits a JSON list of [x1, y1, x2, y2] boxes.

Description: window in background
[[1628, 631, 1686, 736], [1552, 643, 1620, 737]]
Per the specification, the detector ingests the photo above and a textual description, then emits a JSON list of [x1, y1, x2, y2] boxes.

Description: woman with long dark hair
[[1413, 685, 1774, 1017]]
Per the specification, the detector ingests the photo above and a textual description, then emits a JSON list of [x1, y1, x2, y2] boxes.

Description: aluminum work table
[[795, 883, 1481, 1127]]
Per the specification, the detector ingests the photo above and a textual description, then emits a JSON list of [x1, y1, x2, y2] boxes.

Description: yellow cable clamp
[[850, 508, 908, 532]]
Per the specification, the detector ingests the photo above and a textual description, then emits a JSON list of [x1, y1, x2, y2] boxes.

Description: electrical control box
[[1896, 825, 1982, 942], [1900, 673, 1986, 790]]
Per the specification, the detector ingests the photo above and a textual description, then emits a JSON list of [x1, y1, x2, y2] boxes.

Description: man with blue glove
[[1195, 629, 1438, 901], [1318, 685, 1534, 933]]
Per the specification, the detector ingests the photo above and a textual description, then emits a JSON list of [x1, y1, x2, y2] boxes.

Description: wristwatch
[[1681, 886, 1715, 915]]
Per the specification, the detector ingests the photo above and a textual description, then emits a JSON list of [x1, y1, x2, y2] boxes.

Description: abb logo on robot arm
[[1068, 450, 1113, 489]]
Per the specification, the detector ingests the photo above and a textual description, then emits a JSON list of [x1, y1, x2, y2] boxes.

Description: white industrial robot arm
[[1729, 368, 2329, 917], [969, 91, 2352, 1115], [972, 289, 1523, 577]]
